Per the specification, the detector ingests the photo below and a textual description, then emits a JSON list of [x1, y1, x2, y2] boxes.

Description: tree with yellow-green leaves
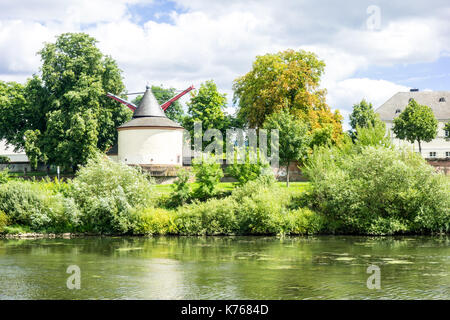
[[232, 49, 343, 145]]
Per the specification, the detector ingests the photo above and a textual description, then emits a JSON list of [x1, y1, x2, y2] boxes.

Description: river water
[[0, 236, 448, 299]]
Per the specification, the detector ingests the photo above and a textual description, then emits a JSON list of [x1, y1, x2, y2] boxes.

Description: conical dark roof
[[118, 86, 183, 130], [133, 86, 166, 118]]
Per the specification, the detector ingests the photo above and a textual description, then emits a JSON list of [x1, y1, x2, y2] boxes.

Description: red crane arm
[[106, 93, 137, 111], [160, 85, 195, 111]]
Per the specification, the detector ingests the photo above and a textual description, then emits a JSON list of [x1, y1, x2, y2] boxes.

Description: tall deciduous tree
[[182, 80, 228, 149], [0, 33, 131, 170], [233, 49, 343, 144], [263, 109, 311, 187], [132, 85, 185, 123], [393, 99, 438, 153]]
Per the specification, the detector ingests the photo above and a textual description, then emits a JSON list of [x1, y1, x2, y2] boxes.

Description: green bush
[[169, 168, 191, 206], [70, 153, 154, 234], [173, 176, 320, 236], [192, 154, 224, 200], [175, 197, 238, 235], [131, 207, 176, 235], [0, 180, 79, 232], [0, 155, 10, 164], [282, 208, 324, 235], [225, 148, 272, 186], [0, 168, 9, 184], [304, 146, 450, 234], [0, 210, 9, 232]]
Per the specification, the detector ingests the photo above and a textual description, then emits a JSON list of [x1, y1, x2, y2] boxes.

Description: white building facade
[[376, 90, 450, 159]]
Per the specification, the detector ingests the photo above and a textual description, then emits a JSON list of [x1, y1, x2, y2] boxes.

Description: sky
[[0, 0, 449, 129]]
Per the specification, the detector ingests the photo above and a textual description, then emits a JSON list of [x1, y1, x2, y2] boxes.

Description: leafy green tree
[[183, 80, 227, 131], [263, 109, 311, 187], [170, 168, 192, 206], [233, 49, 343, 144], [354, 121, 392, 149], [192, 154, 224, 199], [0, 156, 10, 164], [183, 80, 228, 149], [132, 85, 185, 123], [0, 81, 29, 150], [226, 147, 271, 186], [393, 99, 438, 153], [349, 99, 378, 130], [0, 33, 131, 170], [444, 122, 450, 141]]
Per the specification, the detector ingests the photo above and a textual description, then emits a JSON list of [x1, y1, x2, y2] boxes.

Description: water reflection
[[0, 236, 448, 299]]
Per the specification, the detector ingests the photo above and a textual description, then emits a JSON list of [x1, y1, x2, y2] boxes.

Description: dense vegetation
[[0, 142, 448, 236]]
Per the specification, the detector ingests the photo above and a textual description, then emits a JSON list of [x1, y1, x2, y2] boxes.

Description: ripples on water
[[0, 236, 448, 299]]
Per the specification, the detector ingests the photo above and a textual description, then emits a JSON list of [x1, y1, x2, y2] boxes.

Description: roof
[[376, 91, 450, 121], [133, 86, 166, 118], [118, 86, 183, 129]]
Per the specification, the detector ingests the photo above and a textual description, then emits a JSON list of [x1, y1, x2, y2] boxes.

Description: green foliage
[[170, 168, 192, 206], [0, 180, 80, 232], [131, 207, 177, 235], [0, 81, 29, 149], [0, 155, 10, 164], [0, 33, 131, 170], [444, 122, 450, 141], [263, 108, 311, 186], [0, 210, 9, 232], [192, 155, 224, 199], [174, 176, 322, 236], [304, 146, 450, 234], [0, 169, 9, 184], [354, 121, 392, 149], [175, 197, 239, 235], [282, 207, 324, 235], [226, 148, 272, 186], [24, 129, 45, 170], [232, 49, 343, 144], [70, 153, 154, 233], [349, 99, 378, 132], [310, 124, 334, 148], [182, 80, 228, 149], [393, 99, 438, 152]]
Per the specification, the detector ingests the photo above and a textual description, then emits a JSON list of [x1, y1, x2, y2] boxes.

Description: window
[[429, 152, 436, 157], [446, 152, 450, 157], [445, 130, 449, 138], [395, 109, 401, 114], [439, 97, 446, 102]]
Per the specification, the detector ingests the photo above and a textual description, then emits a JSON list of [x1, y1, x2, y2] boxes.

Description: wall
[[384, 120, 450, 159], [118, 128, 183, 165]]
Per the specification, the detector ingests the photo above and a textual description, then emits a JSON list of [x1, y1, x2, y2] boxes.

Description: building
[[113, 85, 184, 166], [376, 90, 450, 159]]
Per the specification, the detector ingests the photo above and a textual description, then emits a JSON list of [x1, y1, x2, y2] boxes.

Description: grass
[[154, 181, 310, 195]]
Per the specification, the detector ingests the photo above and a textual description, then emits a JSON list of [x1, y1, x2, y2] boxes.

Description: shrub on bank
[[304, 146, 450, 234], [70, 153, 154, 234], [131, 207, 176, 235], [0, 180, 79, 232], [174, 175, 322, 236], [175, 197, 239, 235], [0, 210, 8, 232]]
